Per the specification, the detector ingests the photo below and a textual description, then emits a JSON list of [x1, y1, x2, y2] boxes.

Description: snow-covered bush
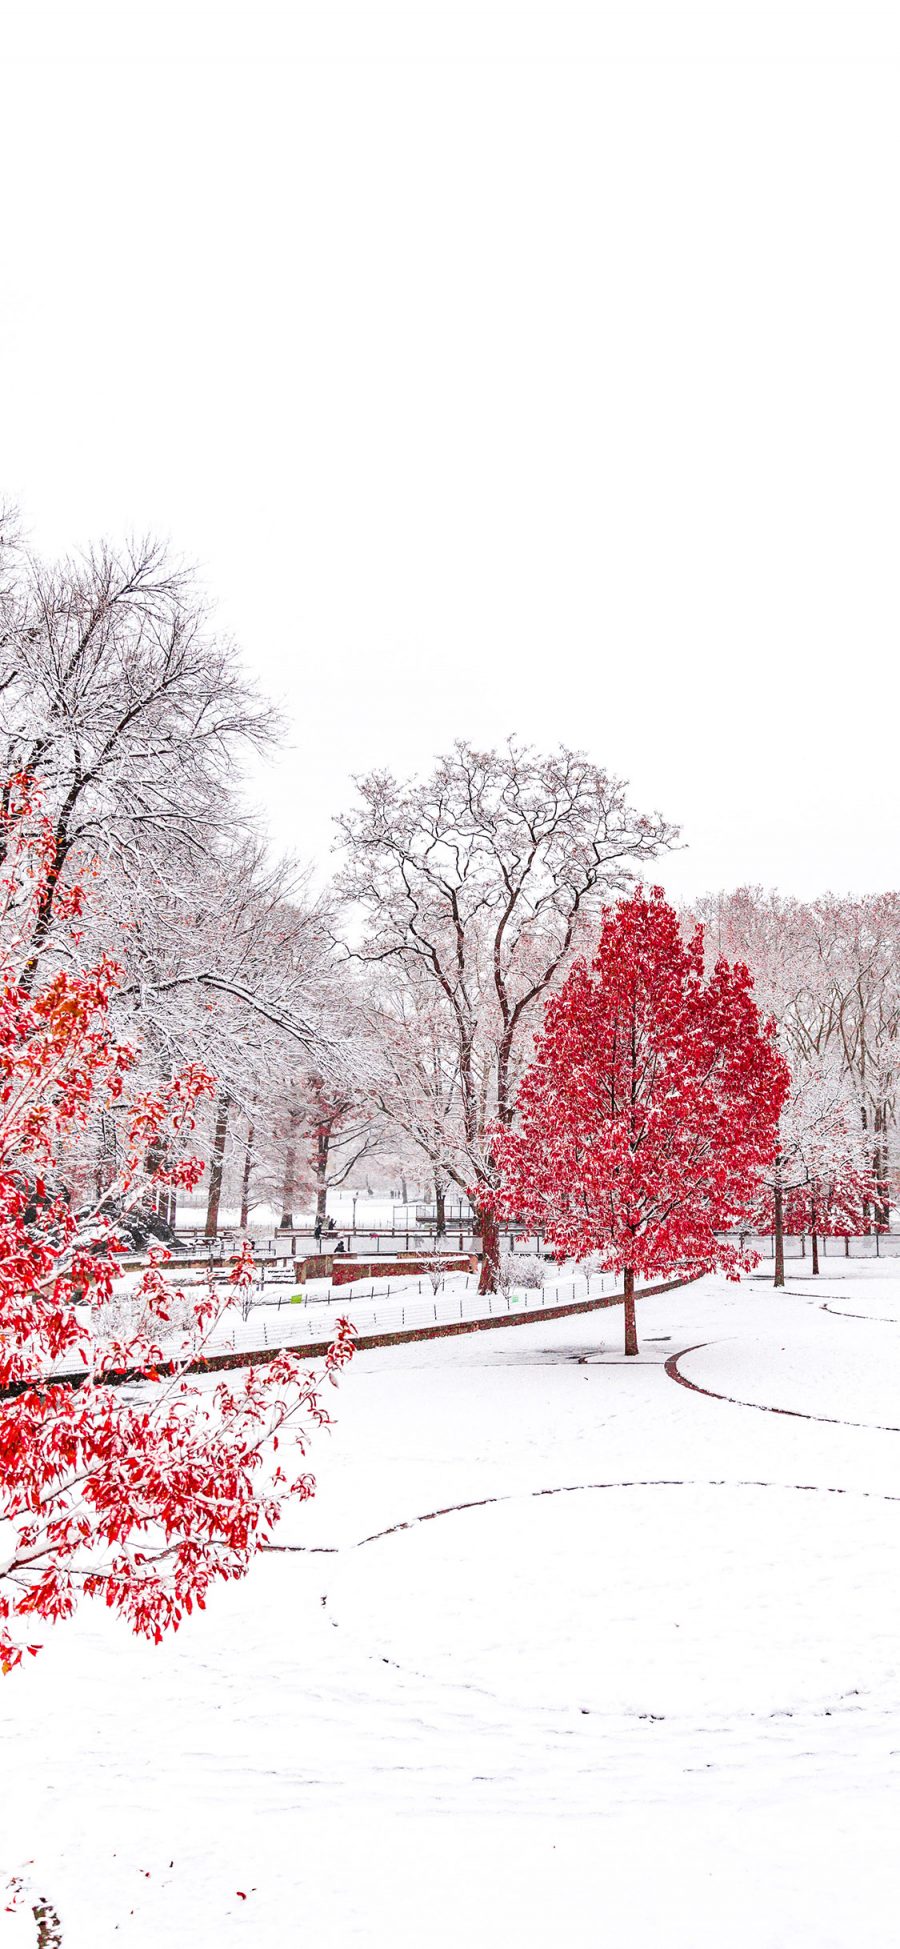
[[498, 1250, 546, 1296], [92, 1281, 203, 1347]]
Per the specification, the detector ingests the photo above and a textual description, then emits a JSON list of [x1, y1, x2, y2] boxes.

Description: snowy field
[[172, 1194, 476, 1236], [5, 1263, 900, 1945], [67, 1265, 620, 1372], [54, 1268, 622, 1384]]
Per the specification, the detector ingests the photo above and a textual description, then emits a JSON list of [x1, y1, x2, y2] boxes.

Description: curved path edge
[[264, 1471, 900, 1556], [666, 1341, 900, 1434]]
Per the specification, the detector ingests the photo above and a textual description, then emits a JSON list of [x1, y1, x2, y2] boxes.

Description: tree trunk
[[240, 1121, 254, 1231], [477, 1202, 501, 1295], [20, 826, 72, 994], [623, 1264, 638, 1355], [315, 1122, 330, 1228], [435, 1179, 446, 1237], [874, 1106, 891, 1230], [773, 1181, 785, 1287], [861, 1101, 871, 1232], [95, 1110, 117, 1202], [280, 1135, 297, 1231], [808, 1187, 820, 1275], [205, 1091, 230, 1237]]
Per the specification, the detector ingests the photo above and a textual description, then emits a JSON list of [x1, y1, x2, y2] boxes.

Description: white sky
[[3, 1, 899, 900]]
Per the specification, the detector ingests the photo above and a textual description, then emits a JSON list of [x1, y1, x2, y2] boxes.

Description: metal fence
[[723, 1230, 900, 1259], [171, 1223, 898, 1268], [170, 1225, 526, 1262], [53, 1266, 617, 1377]]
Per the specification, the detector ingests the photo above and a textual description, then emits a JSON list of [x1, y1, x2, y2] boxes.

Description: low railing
[[716, 1229, 900, 1259], [45, 1267, 618, 1380], [164, 1224, 898, 1272]]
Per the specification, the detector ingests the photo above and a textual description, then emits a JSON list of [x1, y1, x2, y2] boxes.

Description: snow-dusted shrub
[[93, 1282, 203, 1347], [498, 1250, 546, 1296]]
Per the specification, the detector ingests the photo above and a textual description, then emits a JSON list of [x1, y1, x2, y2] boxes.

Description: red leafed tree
[[0, 778, 353, 1674], [490, 889, 789, 1354]]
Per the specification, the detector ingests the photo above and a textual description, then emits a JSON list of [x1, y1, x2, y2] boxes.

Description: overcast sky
[[4, 1, 899, 900]]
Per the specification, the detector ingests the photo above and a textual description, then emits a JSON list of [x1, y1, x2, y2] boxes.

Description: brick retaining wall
[[326, 1255, 477, 1286], [3, 1273, 699, 1397]]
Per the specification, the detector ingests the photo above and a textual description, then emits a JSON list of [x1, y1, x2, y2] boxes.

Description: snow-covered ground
[[60, 1267, 621, 1374], [5, 1263, 900, 1946], [174, 1194, 476, 1234]]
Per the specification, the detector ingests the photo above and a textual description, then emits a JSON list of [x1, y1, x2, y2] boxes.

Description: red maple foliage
[[490, 888, 790, 1353], [0, 778, 353, 1673]]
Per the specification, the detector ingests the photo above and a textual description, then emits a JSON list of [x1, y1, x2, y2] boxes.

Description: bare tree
[[690, 888, 899, 1235], [807, 895, 899, 1230], [338, 739, 675, 1289], [305, 1078, 383, 1230], [278, 1095, 307, 1231], [0, 534, 277, 982], [204, 1088, 232, 1237], [364, 965, 464, 1233], [239, 1112, 256, 1229], [0, 516, 383, 1247], [89, 834, 359, 1230], [110, 835, 354, 1080]]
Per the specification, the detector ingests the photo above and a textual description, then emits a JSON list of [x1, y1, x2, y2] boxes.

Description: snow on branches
[[755, 1054, 877, 1280], [0, 777, 353, 1674], [490, 889, 789, 1353]]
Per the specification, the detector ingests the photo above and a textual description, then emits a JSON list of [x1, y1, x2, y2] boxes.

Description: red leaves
[[492, 887, 790, 1286], [0, 776, 353, 1672]]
